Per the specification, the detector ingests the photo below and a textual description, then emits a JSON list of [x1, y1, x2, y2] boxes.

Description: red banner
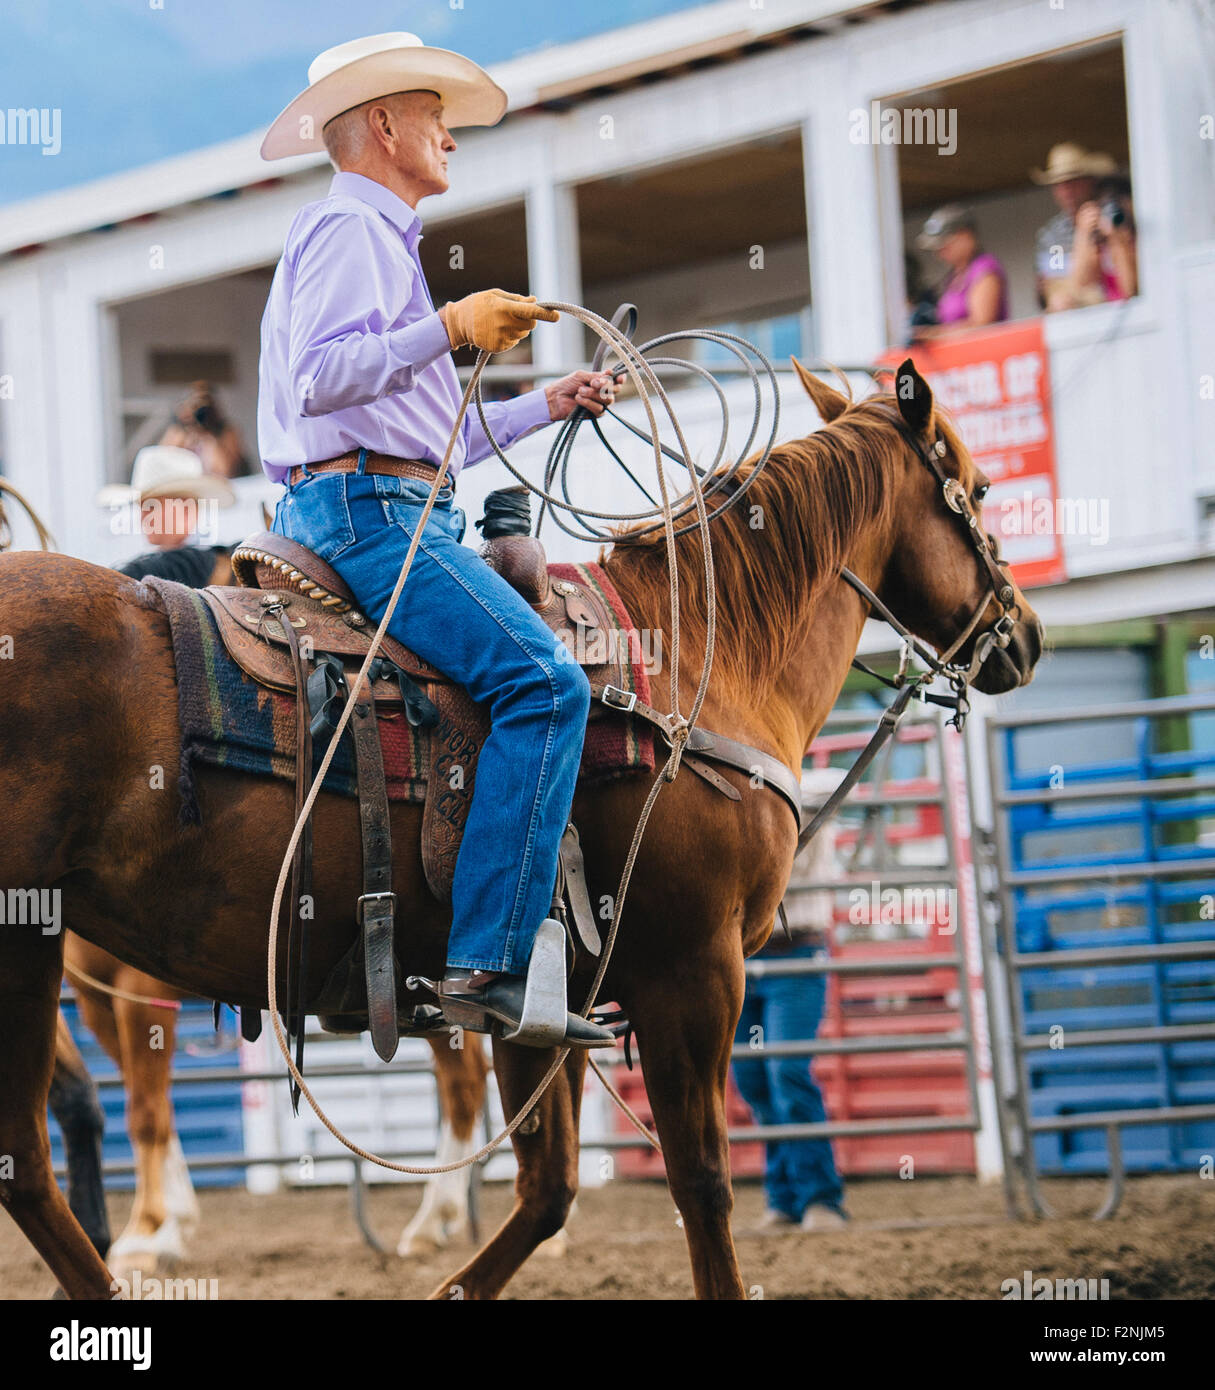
[[879, 319, 1065, 588]]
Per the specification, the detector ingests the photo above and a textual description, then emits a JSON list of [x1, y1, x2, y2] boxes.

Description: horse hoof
[[107, 1238, 184, 1281], [108, 1250, 167, 1281], [397, 1231, 444, 1259], [537, 1229, 570, 1258]]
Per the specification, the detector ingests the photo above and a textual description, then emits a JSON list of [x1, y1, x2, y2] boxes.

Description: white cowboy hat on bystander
[[95, 445, 235, 509]]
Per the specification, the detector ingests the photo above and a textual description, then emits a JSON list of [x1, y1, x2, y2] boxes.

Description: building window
[[575, 131, 812, 363], [885, 38, 1138, 345]]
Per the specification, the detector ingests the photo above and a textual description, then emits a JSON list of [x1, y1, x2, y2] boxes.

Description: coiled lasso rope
[[263, 302, 778, 1174]]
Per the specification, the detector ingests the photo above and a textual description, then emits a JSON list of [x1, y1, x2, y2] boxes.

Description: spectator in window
[[1031, 143, 1137, 310], [732, 769, 848, 1232], [159, 381, 252, 480], [910, 205, 1008, 340]]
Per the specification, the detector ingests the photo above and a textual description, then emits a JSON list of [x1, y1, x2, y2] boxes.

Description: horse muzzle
[[971, 614, 1044, 695]]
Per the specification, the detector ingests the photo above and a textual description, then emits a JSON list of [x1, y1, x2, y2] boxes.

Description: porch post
[[525, 136, 584, 375]]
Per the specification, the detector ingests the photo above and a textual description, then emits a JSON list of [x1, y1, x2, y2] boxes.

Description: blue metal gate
[[986, 692, 1215, 1193]]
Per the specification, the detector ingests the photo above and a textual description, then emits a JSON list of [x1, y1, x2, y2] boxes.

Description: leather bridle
[[797, 412, 1023, 852]]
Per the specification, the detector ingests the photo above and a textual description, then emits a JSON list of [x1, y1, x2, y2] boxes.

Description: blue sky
[[1, 0, 704, 204]]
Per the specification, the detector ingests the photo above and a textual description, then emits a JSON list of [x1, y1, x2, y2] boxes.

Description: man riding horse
[[258, 32, 619, 1048]]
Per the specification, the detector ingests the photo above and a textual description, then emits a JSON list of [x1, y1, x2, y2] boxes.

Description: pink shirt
[[936, 252, 1009, 326]]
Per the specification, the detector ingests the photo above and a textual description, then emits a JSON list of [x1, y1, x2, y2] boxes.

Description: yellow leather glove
[[439, 289, 560, 354]]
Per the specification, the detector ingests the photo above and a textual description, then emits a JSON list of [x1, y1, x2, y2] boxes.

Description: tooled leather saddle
[[198, 489, 634, 1067], [198, 487, 804, 1074]]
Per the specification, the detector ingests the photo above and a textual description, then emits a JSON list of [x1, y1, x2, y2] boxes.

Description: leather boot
[[437, 918, 614, 1049]]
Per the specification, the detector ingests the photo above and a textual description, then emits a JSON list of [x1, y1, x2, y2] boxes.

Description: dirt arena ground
[[3, 1172, 1212, 1299]]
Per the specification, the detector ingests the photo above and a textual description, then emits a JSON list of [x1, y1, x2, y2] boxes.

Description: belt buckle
[[601, 684, 637, 713], [356, 890, 397, 923]]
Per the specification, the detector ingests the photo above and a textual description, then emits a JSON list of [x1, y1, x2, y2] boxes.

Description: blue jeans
[[732, 942, 845, 1218], [272, 465, 591, 975]]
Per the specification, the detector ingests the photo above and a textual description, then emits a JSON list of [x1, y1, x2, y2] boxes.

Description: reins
[[797, 406, 1020, 854]]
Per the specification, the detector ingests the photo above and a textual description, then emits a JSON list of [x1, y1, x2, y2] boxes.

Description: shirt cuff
[[504, 386, 554, 438], [385, 310, 453, 382]]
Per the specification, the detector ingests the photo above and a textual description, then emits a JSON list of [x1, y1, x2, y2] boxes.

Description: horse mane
[[599, 391, 974, 705]]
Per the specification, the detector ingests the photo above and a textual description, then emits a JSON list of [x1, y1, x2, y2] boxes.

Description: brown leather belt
[[289, 452, 440, 487]]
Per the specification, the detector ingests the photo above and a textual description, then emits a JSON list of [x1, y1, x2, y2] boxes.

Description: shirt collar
[[329, 171, 424, 251]]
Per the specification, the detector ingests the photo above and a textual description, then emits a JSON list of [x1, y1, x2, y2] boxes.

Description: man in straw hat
[[1031, 142, 1137, 311], [258, 33, 618, 1048]]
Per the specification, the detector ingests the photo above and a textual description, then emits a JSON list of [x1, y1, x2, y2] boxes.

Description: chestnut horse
[[0, 362, 1041, 1299]]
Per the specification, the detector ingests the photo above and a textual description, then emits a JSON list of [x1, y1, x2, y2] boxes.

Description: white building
[[2, 0, 1213, 698]]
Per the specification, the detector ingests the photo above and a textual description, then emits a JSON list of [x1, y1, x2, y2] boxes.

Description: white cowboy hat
[[1030, 142, 1120, 185], [95, 445, 236, 508], [260, 31, 508, 161]]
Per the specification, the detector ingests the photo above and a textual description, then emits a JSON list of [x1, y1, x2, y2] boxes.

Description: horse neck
[[750, 519, 892, 769], [603, 462, 897, 773]]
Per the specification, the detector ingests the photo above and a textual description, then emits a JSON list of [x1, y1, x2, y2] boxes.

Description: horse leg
[[629, 949, 748, 1300], [161, 1132, 200, 1244], [398, 1034, 490, 1257], [429, 1042, 586, 1301], [47, 1011, 111, 1258], [106, 994, 184, 1274], [0, 936, 113, 1299]]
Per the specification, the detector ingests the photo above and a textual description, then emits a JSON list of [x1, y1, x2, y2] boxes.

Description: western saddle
[[200, 488, 629, 1067]]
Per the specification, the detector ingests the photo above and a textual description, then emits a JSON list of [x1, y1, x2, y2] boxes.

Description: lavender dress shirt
[[257, 171, 553, 484]]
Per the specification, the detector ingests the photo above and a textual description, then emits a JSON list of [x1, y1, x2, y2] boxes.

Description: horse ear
[[894, 357, 934, 434], [791, 357, 850, 423]]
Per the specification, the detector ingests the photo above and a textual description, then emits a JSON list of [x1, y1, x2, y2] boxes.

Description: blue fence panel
[[49, 997, 247, 1191], [1000, 713, 1215, 1174]]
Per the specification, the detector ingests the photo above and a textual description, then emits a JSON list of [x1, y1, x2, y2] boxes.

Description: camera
[[1100, 198, 1126, 229]]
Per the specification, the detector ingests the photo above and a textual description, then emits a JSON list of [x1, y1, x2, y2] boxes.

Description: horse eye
[[974, 483, 990, 503]]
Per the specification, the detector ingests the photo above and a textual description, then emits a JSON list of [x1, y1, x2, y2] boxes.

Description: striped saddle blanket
[[144, 561, 656, 827]]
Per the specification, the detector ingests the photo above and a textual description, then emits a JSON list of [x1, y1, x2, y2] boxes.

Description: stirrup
[[405, 917, 570, 1047], [498, 917, 568, 1047]]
